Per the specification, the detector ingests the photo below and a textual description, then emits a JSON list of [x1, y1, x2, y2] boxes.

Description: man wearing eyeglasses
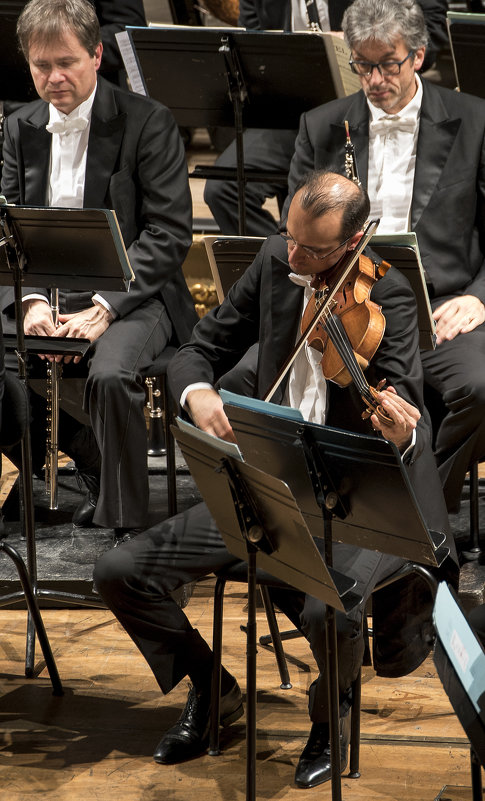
[[204, 0, 447, 238], [95, 170, 456, 788], [285, 0, 485, 517]]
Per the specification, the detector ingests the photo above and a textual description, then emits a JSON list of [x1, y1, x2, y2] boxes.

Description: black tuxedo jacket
[[168, 234, 456, 676], [286, 80, 485, 306], [1, 76, 197, 345], [238, 0, 447, 69]]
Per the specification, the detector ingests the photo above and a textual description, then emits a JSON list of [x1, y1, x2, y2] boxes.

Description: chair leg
[[259, 586, 292, 689], [160, 374, 177, 517], [209, 575, 226, 756], [467, 460, 481, 558], [349, 667, 361, 778], [0, 542, 63, 696]]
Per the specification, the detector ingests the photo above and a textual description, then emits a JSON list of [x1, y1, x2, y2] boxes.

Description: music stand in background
[[370, 232, 436, 351], [447, 11, 485, 98], [433, 581, 485, 801], [116, 25, 358, 233], [173, 408, 449, 801], [0, 203, 134, 674]]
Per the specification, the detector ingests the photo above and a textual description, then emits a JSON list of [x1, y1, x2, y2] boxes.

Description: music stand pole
[[219, 34, 248, 236], [0, 219, 61, 690]]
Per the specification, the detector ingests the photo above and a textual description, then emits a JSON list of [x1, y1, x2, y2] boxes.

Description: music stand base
[[434, 786, 483, 800]]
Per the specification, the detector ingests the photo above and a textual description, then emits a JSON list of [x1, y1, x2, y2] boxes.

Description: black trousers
[[10, 296, 172, 529], [421, 323, 485, 512], [94, 501, 403, 722], [203, 128, 297, 236]]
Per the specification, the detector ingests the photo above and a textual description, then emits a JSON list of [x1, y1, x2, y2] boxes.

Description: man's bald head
[[293, 171, 370, 241]]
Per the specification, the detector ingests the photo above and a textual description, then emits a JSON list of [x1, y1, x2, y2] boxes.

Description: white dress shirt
[[26, 84, 114, 315], [291, 0, 330, 32], [366, 75, 423, 234]]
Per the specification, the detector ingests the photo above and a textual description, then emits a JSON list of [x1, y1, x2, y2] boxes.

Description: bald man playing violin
[[94, 171, 456, 789]]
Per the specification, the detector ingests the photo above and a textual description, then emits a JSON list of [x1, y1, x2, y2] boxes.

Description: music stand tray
[[220, 390, 449, 568], [0, 205, 134, 291]]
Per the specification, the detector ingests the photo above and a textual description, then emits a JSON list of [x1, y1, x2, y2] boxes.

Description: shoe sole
[[220, 701, 244, 728]]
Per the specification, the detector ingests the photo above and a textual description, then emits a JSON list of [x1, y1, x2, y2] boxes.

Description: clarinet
[[45, 288, 62, 510], [344, 120, 361, 186]]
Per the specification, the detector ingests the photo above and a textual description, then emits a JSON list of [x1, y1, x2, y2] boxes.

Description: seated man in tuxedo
[[204, 0, 448, 236], [0, 0, 197, 539], [284, 0, 485, 516], [94, 170, 456, 788]]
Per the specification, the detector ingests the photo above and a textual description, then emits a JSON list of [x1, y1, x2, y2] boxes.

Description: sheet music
[[433, 582, 485, 716], [175, 416, 243, 460], [115, 31, 147, 96]]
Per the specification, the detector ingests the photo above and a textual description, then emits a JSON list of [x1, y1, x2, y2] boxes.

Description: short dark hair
[[17, 0, 101, 60], [295, 170, 370, 241]]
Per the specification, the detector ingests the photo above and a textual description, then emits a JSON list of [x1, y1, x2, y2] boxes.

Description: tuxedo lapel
[[329, 92, 369, 188], [18, 105, 50, 205], [411, 82, 462, 228], [84, 79, 127, 207], [261, 252, 303, 403]]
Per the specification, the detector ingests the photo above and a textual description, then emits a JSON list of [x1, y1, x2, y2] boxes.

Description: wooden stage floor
[[0, 579, 480, 801]]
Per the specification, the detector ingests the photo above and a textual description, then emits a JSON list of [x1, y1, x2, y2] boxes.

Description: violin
[[303, 252, 393, 425], [264, 218, 393, 426]]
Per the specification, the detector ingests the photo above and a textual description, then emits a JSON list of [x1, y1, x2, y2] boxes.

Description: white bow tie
[[369, 116, 416, 137], [46, 115, 89, 135]]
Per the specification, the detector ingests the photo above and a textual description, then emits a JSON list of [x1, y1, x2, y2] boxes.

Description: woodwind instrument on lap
[[45, 288, 61, 510]]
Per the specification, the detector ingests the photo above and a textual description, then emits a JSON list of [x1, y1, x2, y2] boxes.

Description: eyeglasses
[[280, 231, 353, 261], [349, 50, 415, 77]]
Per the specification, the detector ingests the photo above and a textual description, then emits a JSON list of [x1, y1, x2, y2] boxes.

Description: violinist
[[94, 170, 455, 788], [285, 0, 485, 514]]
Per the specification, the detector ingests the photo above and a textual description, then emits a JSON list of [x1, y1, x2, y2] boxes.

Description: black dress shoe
[[113, 527, 146, 546], [295, 714, 350, 789], [72, 470, 100, 528], [153, 679, 243, 764]]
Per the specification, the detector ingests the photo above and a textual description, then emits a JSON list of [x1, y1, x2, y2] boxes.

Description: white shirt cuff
[[22, 294, 49, 304], [180, 382, 214, 411], [93, 294, 117, 319], [401, 427, 417, 459]]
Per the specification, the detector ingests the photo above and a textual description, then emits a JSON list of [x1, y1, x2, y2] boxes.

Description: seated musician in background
[[284, 0, 485, 516], [204, 0, 448, 236], [95, 171, 456, 788], [0, 0, 197, 540]]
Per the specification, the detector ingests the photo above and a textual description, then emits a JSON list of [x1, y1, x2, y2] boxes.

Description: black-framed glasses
[[349, 50, 415, 77], [280, 230, 353, 261]]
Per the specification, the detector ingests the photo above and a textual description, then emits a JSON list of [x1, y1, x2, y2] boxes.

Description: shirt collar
[[47, 82, 97, 127], [367, 72, 423, 124]]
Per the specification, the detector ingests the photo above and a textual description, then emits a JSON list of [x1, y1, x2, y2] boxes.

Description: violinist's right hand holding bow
[[370, 385, 420, 452]]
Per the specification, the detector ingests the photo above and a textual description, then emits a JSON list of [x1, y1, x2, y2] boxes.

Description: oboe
[[45, 287, 62, 510], [344, 120, 361, 186]]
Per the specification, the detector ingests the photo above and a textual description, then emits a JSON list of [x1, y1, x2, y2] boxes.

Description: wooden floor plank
[[0, 584, 481, 800]]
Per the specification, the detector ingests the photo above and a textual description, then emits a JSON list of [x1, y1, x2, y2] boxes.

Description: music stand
[[0, 203, 134, 674], [116, 25, 359, 233], [433, 582, 485, 801], [172, 419, 360, 801], [369, 233, 436, 351], [447, 11, 485, 99], [174, 408, 448, 801]]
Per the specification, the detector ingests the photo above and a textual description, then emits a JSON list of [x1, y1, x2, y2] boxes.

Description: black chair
[[0, 370, 63, 694]]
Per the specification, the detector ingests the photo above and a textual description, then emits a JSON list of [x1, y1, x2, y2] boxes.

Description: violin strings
[[317, 307, 369, 395]]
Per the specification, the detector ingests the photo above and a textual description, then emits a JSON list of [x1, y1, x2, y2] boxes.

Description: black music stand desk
[[173, 401, 448, 801], [116, 25, 359, 233], [0, 203, 134, 674]]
